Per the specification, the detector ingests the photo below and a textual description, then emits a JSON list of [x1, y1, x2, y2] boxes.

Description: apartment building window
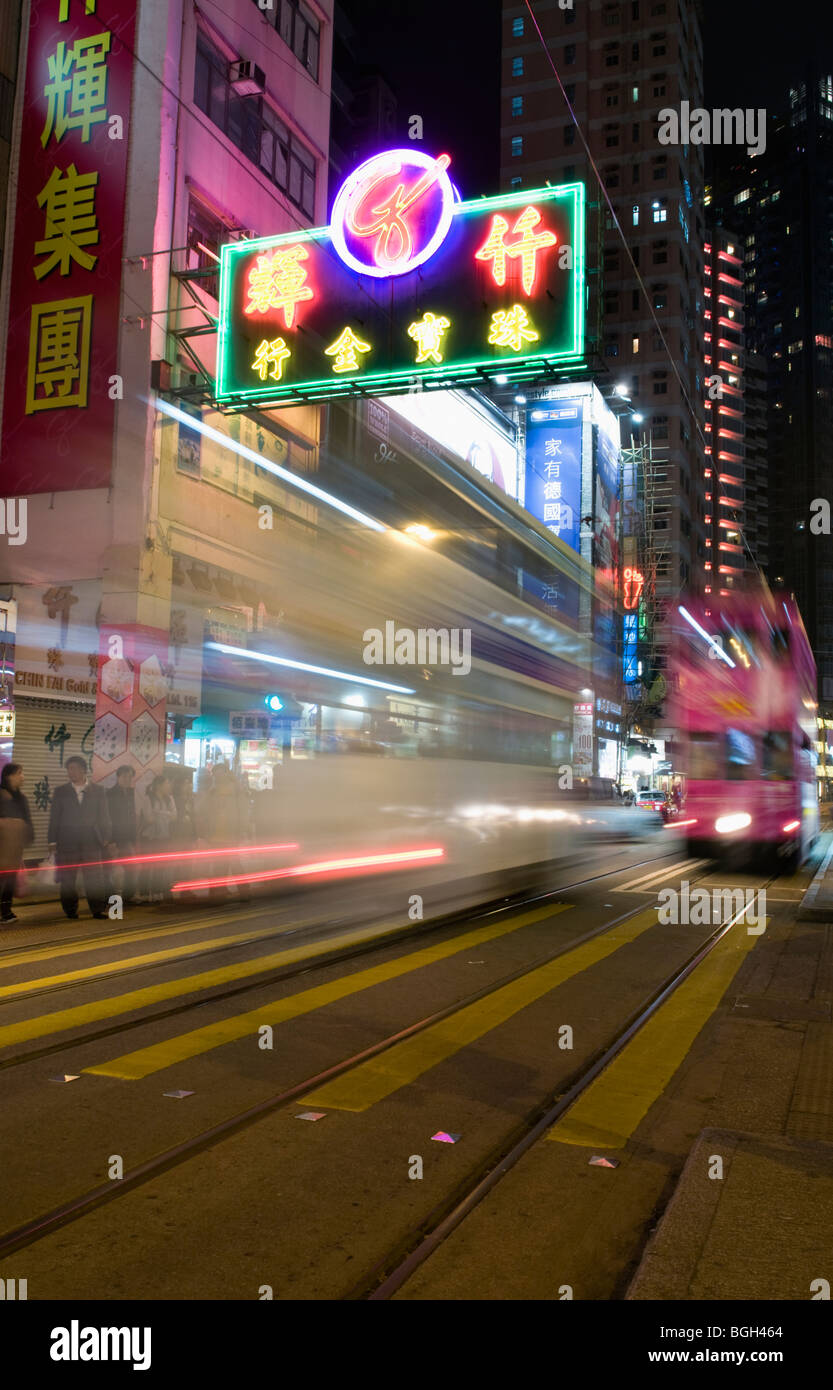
[[650, 1, 666, 11], [510, 176, 522, 188], [604, 85, 619, 107], [652, 199, 667, 222], [632, 245, 640, 266], [632, 42, 639, 60], [632, 334, 640, 353], [604, 248, 621, 271], [603, 5, 621, 25], [511, 135, 523, 157], [257, 0, 320, 80], [565, 83, 576, 101], [565, 44, 576, 64], [632, 290, 640, 310], [512, 16, 524, 35], [194, 33, 317, 218], [605, 123, 619, 147], [604, 291, 620, 314], [652, 238, 667, 264], [632, 1, 640, 16], [632, 122, 640, 142], [632, 162, 640, 184], [652, 158, 667, 180], [632, 203, 639, 225], [605, 339, 619, 356], [605, 166, 620, 188], [186, 197, 224, 299], [512, 95, 523, 117], [564, 164, 576, 179], [652, 78, 666, 97], [653, 371, 668, 395], [653, 284, 668, 310], [651, 33, 666, 57], [564, 124, 575, 145], [512, 56, 524, 76], [632, 85, 639, 102], [565, 6, 576, 21], [604, 43, 620, 66]]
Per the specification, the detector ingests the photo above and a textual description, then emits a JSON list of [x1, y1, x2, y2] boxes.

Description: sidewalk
[[798, 831, 833, 920]]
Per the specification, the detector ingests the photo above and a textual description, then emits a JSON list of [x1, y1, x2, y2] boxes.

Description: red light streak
[[3, 842, 299, 879], [782, 820, 800, 833], [171, 846, 445, 893], [665, 818, 698, 828]]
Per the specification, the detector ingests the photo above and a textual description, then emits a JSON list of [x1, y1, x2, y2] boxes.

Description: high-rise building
[[711, 72, 833, 702], [500, 0, 707, 680], [329, 1, 397, 206], [703, 224, 747, 595]]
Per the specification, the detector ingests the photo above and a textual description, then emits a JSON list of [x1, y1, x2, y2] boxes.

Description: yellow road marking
[[549, 921, 763, 1149], [0, 905, 268, 971], [84, 904, 569, 1080], [0, 921, 324, 1000], [302, 908, 659, 1112]]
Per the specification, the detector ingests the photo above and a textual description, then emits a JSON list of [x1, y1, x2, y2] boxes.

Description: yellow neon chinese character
[[34, 165, 99, 279], [59, 0, 96, 19], [244, 247, 313, 328], [475, 206, 557, 296], [325, 327, 372, 373], [41, 32, 112, 147], [407, 311, 450, 364], [488, 304, 539, 351], [251, 338, 291, 381], [25, 296, 92, 412]]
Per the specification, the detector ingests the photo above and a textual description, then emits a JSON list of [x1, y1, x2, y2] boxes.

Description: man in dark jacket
[[106, 765, 138, 903], [48, 756, 115, 919]]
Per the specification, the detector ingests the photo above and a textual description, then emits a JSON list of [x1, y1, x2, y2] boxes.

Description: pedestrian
[[196, 763, 252, 899], [0, 763, 34, 924], [139, 773, 178, 902], [47, 756, 115, 920], [106, 765, 138, 905]]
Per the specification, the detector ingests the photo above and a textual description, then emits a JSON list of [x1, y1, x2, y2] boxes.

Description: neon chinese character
[[488, 304, 539, 351], [475, 206, 557, 295], [623, 567, 645, 611], [244, 247, 313, 328], [26, 297, 92, 412], [251, 338, 291, 381], [34, 165, 99, 279], [343, 152, 452, 273], [407, 312, 451, 364], [59, 0, 97, 18], [325, 327, 372, 373], [41, 33, 112, 146]]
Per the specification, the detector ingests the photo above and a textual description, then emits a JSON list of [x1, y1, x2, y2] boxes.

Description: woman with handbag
[[0, 763, 34, 924]]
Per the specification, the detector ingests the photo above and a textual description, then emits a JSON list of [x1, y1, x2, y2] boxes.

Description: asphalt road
[[0, 831, 822, 1301]]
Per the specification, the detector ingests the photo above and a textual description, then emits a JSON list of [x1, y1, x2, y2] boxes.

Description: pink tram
[[669, 591, 819, 871]]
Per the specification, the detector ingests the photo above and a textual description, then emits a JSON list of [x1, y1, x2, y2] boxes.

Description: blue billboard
[[524, 399, 583, 554]]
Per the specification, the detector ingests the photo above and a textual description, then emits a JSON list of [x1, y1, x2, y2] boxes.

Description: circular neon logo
[[330, 150, 455, 279]]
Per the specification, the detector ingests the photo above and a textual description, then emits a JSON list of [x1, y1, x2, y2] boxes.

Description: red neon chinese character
[[623, 567, 644, 610], [346, 153, 451, 271], [475, 205, 557, 296], [244, 247, 313, 328]]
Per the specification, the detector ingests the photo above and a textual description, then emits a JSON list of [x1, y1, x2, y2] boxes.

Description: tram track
[[0, 850, 731, 1267], [0, 845, 684, 1071]]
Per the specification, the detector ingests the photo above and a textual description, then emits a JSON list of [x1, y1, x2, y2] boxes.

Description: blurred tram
[[669, 591, 819, 870]]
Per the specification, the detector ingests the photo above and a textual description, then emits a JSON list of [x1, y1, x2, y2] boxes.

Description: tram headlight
[[714, 813, 752, 835]]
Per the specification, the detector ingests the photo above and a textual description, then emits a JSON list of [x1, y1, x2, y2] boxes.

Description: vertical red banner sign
[[1, 0, 135, 493], [93, 625, 169, 792]]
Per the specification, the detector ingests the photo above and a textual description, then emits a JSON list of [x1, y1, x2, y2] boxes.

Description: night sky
[[341, 0, 829, 197]]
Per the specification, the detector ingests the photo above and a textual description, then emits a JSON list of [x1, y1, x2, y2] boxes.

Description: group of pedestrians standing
[[0, 757, 252, 923]]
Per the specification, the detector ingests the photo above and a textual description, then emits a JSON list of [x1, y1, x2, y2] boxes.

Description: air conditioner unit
[[229, 59, 265, 96]]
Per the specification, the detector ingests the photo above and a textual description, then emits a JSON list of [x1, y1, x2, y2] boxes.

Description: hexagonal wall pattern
[[139, 653, 168, 708], [129, 711, 160, 766], [94, 712, 128, 763]]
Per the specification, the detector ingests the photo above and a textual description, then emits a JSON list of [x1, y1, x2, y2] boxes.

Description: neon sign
[[624, 567, 645, 611], [330, 149, 455, 278], [215, 157, 585, 406]]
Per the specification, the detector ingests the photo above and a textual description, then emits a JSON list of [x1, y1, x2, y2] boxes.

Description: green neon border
[[215, 182, 585, 405]]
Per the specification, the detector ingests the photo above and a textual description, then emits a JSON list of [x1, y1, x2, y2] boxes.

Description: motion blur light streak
[[208, 642, 416, 693], [3, 843, 300, 876], [665, 818, 698, 828], [152, 398, 386, 532], [171, 846, 445, 893], [782, 819, 801, 833], [678, 605, 736, 667]]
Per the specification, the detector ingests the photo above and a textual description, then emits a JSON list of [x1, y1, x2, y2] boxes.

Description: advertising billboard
[[215, 151, 584, 405], [523, 397, 584, 554]]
